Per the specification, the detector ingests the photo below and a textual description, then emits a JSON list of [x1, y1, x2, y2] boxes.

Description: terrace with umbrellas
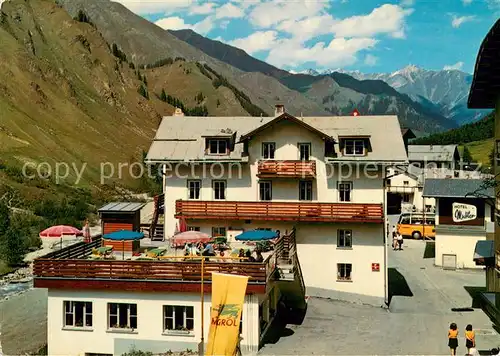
[[33, 202, 296, 286]]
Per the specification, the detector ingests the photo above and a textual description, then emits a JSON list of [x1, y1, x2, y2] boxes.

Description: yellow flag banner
[[205, 272, 249, 356]]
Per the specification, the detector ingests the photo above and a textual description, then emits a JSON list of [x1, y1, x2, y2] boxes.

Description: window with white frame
[[299, 180, 312, 201], [213, 180, 226, 200], [188, 226, 200, 231], [337, 263, 352, 281], [64, 301, 93, 328], [163, 305, 194, 333], [259, 181, 272, 201], [403, 180, 409, 186], [262, 142, 275, 159], [188, 180, 201, 200], [212, 227, 226, 237], [338, 182, 352, 202], [337, 230, 352, 248], [344, 139, 364, 156], [108, 303, 137, 330], [208, 139, 229, 155]]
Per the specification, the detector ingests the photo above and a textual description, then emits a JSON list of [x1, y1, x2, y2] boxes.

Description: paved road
[[260, 239, 499, 355]]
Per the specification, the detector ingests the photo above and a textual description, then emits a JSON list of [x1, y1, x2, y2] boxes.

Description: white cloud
[[451, 15, 475, 28], [364, 54, 378, 66], [248, 0, 329, 28], [277, 15, 336, 42], [462, 0, 473, 4], [227, 31, 279, 54], [155, 15, 214, 34], [155, 16, 192, 30], [331, 4, 413, 38], [112, 0, 193, 14], [215, 2, 245, 19], [443, 61, 464, 70], [190, 2, 216, 15], [266, 37, 377, 68]]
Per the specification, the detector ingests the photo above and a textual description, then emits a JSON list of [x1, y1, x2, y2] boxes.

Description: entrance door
[[387, 193, 402, 215], [442, 254, 457, 270]]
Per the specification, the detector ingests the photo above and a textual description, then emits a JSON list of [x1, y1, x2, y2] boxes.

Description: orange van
[[397, 213, 435, 239]]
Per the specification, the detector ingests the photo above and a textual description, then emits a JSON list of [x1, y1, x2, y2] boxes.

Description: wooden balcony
[[32, 238, 271, 293], [257, 160, 316, 178], [175, 200, 384, 223]]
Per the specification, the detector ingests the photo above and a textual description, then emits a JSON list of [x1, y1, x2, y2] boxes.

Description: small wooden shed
[[98, 202, 145, 234]]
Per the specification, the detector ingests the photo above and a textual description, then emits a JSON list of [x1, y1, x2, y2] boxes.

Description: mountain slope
[[58, 0, 330, 117], [169, 28, 455, 133], [0, 0, 251, 188], [344, 65, 489, 124]]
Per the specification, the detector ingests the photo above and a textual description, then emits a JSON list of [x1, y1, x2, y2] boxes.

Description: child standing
[[448, 323, 458, 356], [465, 324, 475, 354]]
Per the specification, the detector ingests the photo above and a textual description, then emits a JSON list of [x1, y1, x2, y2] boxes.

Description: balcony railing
[[257, 160, 316, 178], [33, 259, 268, 282], [175, 200, 383, 223]]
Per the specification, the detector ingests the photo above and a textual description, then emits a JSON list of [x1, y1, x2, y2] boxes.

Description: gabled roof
[[238, 112, 335, 142], [408, 145, 459, 162], [422, 178, 494, 198], [145, 113, 408, 163], [468, 18, 500, 109]]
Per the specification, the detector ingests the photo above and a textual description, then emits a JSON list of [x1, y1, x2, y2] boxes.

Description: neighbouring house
[[422, 179, 494, 269], [145, 105, 408, 307], [468, 18, 500, 323], [408, 145, 461, 171], [386, 143, 487, 215], [386, 165, 435, 215]]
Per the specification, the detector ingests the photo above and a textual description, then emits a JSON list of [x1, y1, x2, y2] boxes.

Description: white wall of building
[[434, 201, 492, 269], [47, 290, 263, 356], [295, 224, 385, 306], [164, 120, 384, 238], [161, 119, 387, 306], [435, 231, 486, 269]]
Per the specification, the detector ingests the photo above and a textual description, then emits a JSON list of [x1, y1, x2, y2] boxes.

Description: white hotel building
[[33, 105, 407, 355], [146, 105, 408, 306]]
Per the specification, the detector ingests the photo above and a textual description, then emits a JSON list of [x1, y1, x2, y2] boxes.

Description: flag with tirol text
[[205, 272, 248, 356]]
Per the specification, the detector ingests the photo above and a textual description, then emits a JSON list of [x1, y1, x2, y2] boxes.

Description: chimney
[[274, 104, 285, 117], [173, 107, 184, 116]]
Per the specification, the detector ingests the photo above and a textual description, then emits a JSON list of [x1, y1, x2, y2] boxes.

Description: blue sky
[[115, 0, 498, 74]]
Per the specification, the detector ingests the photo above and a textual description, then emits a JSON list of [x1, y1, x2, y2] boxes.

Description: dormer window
[[207, 138, 229, 155], [344, 139, 365, 156]]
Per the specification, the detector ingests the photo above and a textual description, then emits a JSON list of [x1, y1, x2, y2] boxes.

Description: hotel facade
[[146, 105, 408, 306]]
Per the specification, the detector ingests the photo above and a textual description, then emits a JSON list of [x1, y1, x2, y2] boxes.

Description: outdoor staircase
[[272, 228, 307, 323], [149, 194, 164, 241]]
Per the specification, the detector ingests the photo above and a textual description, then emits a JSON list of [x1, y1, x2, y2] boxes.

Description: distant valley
[[299, 65, 488, 125]]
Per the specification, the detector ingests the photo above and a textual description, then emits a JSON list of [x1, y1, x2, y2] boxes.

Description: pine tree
[[462, 146, 473, 163], [138, 85, 149, 99], [160, 89, 167, 102]]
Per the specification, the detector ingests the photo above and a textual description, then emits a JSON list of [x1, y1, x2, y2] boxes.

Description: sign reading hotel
[[452, 202, 477, 223]]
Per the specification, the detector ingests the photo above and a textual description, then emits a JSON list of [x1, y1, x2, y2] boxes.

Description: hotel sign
[[452, 203, 477, 223]]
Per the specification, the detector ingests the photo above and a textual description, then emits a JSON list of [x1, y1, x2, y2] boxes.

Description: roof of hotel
[[98, 202, 145, 213], [468, 18, 500, 109], [407, 145, 459, 162], [146, 113, 408, 163], [422, 178, 494, 198]]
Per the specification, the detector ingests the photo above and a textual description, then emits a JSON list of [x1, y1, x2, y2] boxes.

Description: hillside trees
[[412, 112, 494, 145]]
